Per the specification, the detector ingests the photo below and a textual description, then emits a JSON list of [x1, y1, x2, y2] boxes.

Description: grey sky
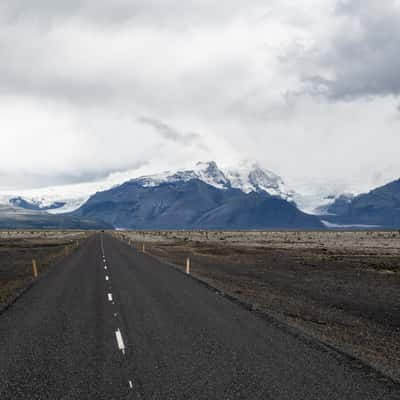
[[293, 0, 400, 99], [0, 0, 399, 193]]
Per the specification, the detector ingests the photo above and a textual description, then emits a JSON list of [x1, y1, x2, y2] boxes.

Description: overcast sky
[[0, 0, 399, 193]]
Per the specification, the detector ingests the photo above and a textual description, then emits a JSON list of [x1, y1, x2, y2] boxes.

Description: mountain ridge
[[72, 178, 323, 230], [2, 162, 399, 229], [0, 161, 296, 214], [323, 178, 400, 228], [131, 161, 294, 200], [0, 205, 112, 230]]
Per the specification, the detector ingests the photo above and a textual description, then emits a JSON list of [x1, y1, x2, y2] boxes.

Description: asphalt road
[[0, 233, 398, 399]]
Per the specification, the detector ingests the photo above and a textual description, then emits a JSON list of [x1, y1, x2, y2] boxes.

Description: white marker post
[[186, 257, 190, 275]]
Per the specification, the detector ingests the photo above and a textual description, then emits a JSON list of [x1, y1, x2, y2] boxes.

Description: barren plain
[[0, 230, 89, 309]]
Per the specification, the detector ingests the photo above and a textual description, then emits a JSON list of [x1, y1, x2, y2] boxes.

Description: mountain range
[[0, 161, 399, 229], [72, 178, 322, 229], [0, 161, 295, 214]]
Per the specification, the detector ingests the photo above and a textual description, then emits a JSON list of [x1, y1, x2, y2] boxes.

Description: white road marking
[[105, 275, 109, 281], [115, 329, 126, 354], [108, 293, 113, 302], [129, 380, 133, 389], [104, 266, 107, 270]]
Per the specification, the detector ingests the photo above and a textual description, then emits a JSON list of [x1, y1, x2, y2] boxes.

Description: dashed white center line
[[129, 380, 133, 389], [115, 329, 126, 355], [104, 266, 107, 270], [108, 293, 113, 302], [105, 275, 109, 281]]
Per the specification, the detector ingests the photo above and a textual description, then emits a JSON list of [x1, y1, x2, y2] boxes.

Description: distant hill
[[0, 205, 111, 230], [9, 197, 66, 211], [323, 179, 400, 228], [72, 179, 323, 229]]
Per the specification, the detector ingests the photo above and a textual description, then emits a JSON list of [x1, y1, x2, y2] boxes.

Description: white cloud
[[0, 0, 399, 194]]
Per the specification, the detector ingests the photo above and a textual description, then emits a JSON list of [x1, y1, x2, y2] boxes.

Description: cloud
[[137, 116, 204, 146], [0, 0, 400, 194], [0, 0, 268, 28], [0, 159, 148, 190], [289, 0, 400, 100]]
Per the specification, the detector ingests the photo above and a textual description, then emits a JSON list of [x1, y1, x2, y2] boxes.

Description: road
[[0, 233, 398, 399]]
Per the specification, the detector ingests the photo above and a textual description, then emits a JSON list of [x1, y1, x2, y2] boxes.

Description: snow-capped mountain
[[132, 161, 295, 201], [0, 161, 297, 214], [133, 161, 230, 190], [72, 177, 323, 230], [0, 180, 117, 214]]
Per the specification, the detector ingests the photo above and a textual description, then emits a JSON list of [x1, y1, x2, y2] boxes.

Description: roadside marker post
[[32, 259, 38, 278], [186, 257, 191, 275], [142, 243, 145, 253]]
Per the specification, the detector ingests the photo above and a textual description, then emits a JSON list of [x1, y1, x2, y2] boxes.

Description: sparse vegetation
[[0, 231, 89, 308]]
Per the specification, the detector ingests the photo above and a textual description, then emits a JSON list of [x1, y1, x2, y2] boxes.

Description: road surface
[[0, 234, 398, 399]]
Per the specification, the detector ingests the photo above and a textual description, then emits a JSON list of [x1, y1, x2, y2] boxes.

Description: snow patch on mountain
[[133, 161, 230, 190], [0, 191, 88, 214], [225, 161, 295, 200], [291, 183, 355, 215], [0, 179, 124, 214], [133, 160, 295, 201]]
